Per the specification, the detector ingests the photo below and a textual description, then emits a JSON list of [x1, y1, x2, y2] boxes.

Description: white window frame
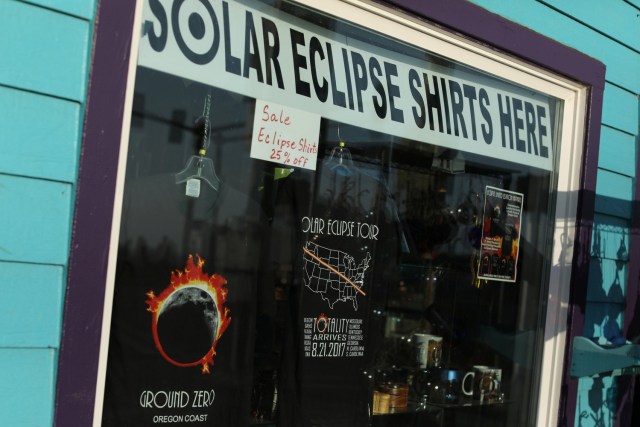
[[92, 1, 589, 426]]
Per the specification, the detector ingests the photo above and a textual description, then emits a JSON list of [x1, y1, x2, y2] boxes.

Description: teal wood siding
[[0, 86, 81, 182], [0, 0, 96, 425], [470, 1, 639, 426], [0, 2, 91, 101], [0, 349, 58, 426]]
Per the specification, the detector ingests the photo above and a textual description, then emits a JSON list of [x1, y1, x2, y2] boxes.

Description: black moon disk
[[157, 286, 219, 363]]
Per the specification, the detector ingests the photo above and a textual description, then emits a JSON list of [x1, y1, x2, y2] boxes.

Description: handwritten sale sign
[[250, 99, 321, 170]]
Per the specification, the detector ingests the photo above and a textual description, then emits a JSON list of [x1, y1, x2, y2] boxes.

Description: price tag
[[185, 178, 201, 198], [250, 99, 320, 170]]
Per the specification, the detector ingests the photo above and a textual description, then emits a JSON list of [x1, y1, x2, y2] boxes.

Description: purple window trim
[[53, 1, 137, 426], [54, 0, 606, 426]]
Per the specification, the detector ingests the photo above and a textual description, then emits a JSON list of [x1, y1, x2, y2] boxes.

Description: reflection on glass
[[102, 1, 561, 427]]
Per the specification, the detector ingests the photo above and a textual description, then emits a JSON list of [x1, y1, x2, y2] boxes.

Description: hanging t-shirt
[[271, 160, 401, 427], [102, 174, 267, 427]]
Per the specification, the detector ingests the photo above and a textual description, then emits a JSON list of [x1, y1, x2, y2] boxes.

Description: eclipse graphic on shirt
[[146, 254, 230, 374]]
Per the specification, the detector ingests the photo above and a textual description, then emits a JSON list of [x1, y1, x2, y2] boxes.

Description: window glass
[[101, 1, 562, 426]]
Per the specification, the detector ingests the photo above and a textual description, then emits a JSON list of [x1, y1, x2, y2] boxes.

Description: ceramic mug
[[462, 365, 501, 400], [414, 333, 443, 368]]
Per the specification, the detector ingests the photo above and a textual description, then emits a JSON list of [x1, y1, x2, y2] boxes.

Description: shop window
[[96, 1, 586, 426]]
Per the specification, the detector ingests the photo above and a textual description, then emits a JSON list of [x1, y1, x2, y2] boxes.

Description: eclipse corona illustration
[[146, 254, 230, 374]]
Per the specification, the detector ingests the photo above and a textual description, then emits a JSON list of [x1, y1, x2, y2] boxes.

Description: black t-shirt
[[271, 161, 400, 427], [102, 175, 266, 427]]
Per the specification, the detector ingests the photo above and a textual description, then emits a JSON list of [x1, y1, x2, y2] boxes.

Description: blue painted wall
[[0, 0, 96, 425], [469, 1, 639, 426]]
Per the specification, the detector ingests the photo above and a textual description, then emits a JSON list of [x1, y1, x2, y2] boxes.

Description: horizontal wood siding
[[602, 83, 638, 135], [0, 1, 95, 425], [0, 175, 73, 264], [0, 262, 65, 347], [0, 1, 91, 101], [22, 0, 96, 19], [0, 86, 81, 182], [469, 0, 639, 93], [599, 126, 636, 177], [540, 0, 640, 50], [0, 349, 58, 426]]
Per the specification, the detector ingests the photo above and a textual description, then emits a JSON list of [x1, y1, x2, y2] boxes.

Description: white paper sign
[[139, 0, 555, 171], [250, 99, 321, 170]]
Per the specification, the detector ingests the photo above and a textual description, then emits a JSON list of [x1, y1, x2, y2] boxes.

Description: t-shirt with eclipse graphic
[[102, 175, 266, 427], [270, 161, 401, 427]]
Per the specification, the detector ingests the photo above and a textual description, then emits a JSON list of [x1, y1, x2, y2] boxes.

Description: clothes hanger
[[326, 127, 354, 173], [175, 89, 221, 195]]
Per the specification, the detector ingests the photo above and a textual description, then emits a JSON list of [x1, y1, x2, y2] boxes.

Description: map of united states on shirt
[[303, 241, 371, 310]]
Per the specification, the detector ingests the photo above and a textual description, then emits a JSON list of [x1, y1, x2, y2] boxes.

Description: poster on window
[[478, 186, 523, 282], [99, 69, 269, 426]]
